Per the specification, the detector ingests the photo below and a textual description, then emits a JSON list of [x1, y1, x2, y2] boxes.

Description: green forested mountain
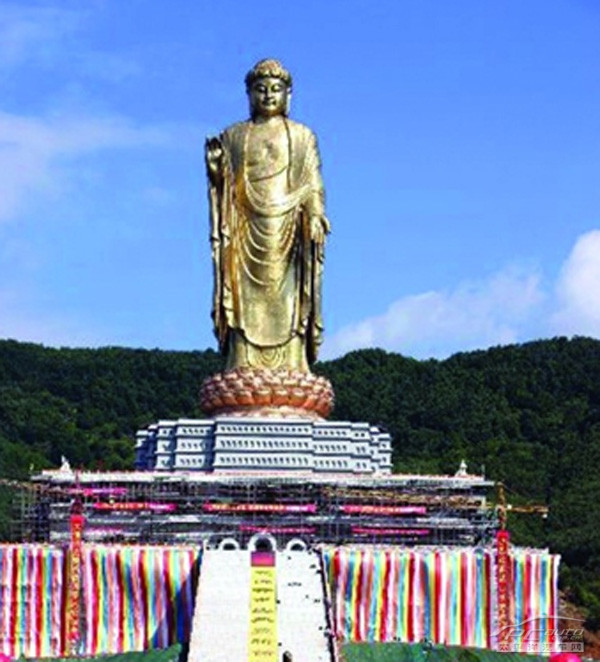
[[0, 336, 599, 625]]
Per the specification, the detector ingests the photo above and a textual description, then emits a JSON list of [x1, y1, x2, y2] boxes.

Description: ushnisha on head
[[245, 58, 292, 119]]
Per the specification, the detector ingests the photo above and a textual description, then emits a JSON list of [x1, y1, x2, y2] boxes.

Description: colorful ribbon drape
[[323, 547, 495, 648], [0, 543, 560, 658], [510, 550, 561, 654], [323, 547, 559, 652], [0, 544, 67, 659], [0, 544, 202, 659], [80, 545, 201, 656]]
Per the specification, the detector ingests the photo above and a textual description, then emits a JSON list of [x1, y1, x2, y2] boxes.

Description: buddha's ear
[[247, 89, 255, 119], [285, 88, 292, 116]]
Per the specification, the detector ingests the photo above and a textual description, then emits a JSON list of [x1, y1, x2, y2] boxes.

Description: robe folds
[[208, 117, 326, 371]]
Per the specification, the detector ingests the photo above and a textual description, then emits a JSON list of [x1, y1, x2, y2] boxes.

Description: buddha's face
[[248, 76, 289, 118]]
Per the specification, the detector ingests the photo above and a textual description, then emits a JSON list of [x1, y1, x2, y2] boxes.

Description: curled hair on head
[[245, 59, 292, 91]]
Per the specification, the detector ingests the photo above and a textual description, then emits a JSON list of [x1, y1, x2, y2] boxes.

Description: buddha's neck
[[252, 114, 285, 126]]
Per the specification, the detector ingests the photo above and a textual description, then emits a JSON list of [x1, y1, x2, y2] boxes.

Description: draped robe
[[208, 117, 326, 371]]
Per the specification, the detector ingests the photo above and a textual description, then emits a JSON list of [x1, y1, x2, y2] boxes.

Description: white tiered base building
[[134, 417, 393, 475]]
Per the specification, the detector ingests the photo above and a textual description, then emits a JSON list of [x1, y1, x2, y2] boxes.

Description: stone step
[[188, 549, 334, 662]]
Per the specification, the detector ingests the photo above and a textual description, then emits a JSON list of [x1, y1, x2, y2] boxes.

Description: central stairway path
[[188, 548, 335, 662], [189, 550, 251, 662], [277, 549, 334, 662]]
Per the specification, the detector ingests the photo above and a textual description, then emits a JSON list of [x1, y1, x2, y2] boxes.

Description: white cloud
[[0, 111, 170, 222], [324, 230, 600, 361], [76, 50, 143, 83], [0, 4, 142, 84], [0, 286, 105, 347], [0, 4, 79, 69], [142, 186, 176, 206], [551, 230, 600, 337], [323, 265, 545, 360]]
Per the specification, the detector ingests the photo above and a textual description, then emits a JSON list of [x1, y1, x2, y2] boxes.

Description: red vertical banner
[[68, 513, 85, 656], [496, 530, 512, 652]]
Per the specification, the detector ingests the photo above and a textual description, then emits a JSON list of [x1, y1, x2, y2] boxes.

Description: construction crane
[[496, 482, 549, 530]]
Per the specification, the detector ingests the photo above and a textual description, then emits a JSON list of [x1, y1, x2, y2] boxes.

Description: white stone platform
[[188, 549, 334, 662], [135, 416, 392, 475]]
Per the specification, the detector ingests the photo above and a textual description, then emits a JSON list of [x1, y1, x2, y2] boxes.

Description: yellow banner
[[248, 556, 278, 662]]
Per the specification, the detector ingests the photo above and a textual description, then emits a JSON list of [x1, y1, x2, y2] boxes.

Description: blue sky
[[1, 0, 599, 360]]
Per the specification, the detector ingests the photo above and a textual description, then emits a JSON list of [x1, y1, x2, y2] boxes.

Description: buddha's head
[[245, 59, 292, 119]]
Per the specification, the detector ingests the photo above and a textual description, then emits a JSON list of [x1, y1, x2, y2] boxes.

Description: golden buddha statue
[[205, 58, 330, 372], [201, 59, 334, 419]]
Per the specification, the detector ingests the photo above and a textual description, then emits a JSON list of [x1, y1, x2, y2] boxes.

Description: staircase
[[188, 548, 335, 662], [188, 549, 251, 662], [277, 550, 334, 662]]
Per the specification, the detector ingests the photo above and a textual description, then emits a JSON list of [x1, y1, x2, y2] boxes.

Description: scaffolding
[[21, 470, 498, 549]]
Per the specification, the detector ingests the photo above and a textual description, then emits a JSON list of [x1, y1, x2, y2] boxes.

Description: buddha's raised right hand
[[205, 137, 223, 183]]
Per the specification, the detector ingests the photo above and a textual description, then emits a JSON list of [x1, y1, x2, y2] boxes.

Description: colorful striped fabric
[[510, 550, 561, 654], [80, 545, 201, 656], [0, 544, 202, 658], [323, 547, 495, 648], [323, 547, 558, 651], [0, 543, 560, 658], [0, 544, 67, 659]]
